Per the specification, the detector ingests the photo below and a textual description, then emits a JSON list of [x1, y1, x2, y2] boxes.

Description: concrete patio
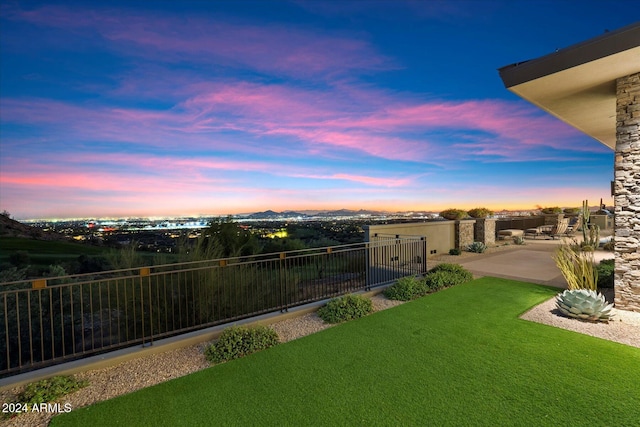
[[450, 232, 614, 289]]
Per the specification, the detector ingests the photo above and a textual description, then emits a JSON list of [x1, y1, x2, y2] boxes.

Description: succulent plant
[[556, 289, 614, 323], [466, 241, 487, 253]]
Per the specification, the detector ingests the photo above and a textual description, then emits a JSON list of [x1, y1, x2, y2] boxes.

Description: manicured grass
[[51, 278, 640, 426]]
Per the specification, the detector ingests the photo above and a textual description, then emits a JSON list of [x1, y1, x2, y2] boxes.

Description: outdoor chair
[[525, 218, 569, 240], [563, 215, 582, 236], [548, 218, 569, 239]]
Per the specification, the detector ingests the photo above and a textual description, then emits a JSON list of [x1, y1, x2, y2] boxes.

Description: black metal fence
[[0, 237, 426, 378]]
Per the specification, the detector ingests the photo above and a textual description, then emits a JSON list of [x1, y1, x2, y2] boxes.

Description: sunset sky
[[0, 1, 634, 220]]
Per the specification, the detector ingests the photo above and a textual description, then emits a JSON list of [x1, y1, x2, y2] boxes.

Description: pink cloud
[[9, 4, 394, 79], [288, 172, 417, 187], [1, 81, 605, 168]]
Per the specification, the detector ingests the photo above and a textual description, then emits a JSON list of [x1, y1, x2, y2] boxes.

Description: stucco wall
[[363, 221, 455, 258]]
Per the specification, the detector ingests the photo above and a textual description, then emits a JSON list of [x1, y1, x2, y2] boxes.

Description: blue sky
[[0, 0, 634, 219]]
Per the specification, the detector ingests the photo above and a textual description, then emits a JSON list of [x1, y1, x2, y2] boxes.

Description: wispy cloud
[[7, 3, 395, 80]]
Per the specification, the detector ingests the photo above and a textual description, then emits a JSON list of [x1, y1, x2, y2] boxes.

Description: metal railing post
[[139, 267, 151, 347]]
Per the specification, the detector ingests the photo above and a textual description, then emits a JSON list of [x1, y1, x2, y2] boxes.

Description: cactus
[[581, 200, 600, 249], [556, 289, 614, 322]]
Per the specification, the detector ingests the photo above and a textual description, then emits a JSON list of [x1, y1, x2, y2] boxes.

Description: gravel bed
[[520, 297, 640, 348], [2, 291, 637, 427]]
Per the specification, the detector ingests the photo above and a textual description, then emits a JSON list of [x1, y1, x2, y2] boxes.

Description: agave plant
[[556, 289, 614, 322], [467, 241, 487, 253]]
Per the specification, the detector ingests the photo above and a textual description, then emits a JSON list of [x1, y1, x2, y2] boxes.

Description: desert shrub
[[466, 241, 487, 253], [317, 294, 373, 324], [596, 259, 614, 289], [205, 325, 279, 364], [467, 207, 494, 218], [563, 207, 580, 214], [602, 239, 614, 251], [449, 248, 461, 255], [18, 376, 88, 406], [0, 266, 27, 283], [439, 209, 469, 220], [553, 244, 597, 291], [383, 276, 428, 301]]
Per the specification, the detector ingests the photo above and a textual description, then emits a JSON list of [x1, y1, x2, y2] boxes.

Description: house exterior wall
[[363, 221, 455, 258], [614, 72, 640, 313]]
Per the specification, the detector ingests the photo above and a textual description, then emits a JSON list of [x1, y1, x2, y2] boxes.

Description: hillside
[[0, 214, 69, 241]]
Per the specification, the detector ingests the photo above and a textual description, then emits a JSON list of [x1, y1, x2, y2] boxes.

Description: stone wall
[[614, 72, 640, 313], [455, 220, 475, 249], [474, 218, 496, 246]]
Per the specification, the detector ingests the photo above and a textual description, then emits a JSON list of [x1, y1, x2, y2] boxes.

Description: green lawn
[[51, 278, 640, 426]]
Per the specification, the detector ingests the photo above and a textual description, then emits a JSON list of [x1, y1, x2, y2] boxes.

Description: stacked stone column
[[614, 72, 640, 313], [474, 218, 496, 246], [455, 220, 475, 250]]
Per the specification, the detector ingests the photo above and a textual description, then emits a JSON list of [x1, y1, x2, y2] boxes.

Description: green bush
[[449, 248, 461, 256], [428, 263, 473, 279], [596, 259, 614, 289], [18, 376, 88, 406], [205, 325, 279, 364], [439, 209, 469, 220], [466, 241, 487, 253], [424, 264, 473, 291], [467, 208, 494, 218], [317, 294, 373, 323], [425, 270, 471, 290], [383, 276, 428, 301]]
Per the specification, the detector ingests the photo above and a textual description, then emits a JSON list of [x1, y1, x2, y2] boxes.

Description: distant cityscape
[[6, 208, 540, 253]]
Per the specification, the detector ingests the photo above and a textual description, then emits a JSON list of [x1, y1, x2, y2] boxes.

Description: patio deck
[[449, 230, 614, 287]]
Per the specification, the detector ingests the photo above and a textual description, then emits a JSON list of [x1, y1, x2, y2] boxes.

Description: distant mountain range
[[243, 209, 389, 219]]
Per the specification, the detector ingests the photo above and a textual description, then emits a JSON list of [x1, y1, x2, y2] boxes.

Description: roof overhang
[[498, 22, 640, 150]]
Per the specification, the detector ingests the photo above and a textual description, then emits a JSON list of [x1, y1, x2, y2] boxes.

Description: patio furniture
[[564, 215, 582, 236], [498, 229, 524, 240], [525, 219, 569, 240]]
